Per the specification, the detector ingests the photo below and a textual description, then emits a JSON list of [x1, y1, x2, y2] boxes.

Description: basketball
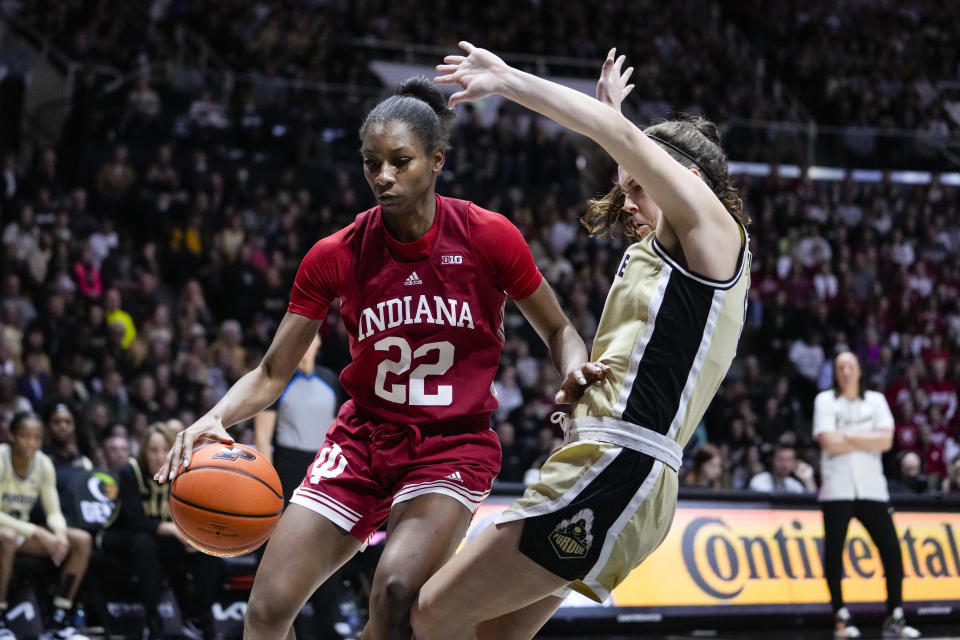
[[169, 443, 283, 557]]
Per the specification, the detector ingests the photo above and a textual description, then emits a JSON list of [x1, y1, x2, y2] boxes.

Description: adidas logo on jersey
[[444, 471, 463, 482], [404, 271, 422, 286]]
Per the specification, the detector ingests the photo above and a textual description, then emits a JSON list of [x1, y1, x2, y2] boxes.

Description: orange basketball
[[169, 443, 283, 557]]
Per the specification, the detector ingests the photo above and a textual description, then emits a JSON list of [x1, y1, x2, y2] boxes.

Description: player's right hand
[[556, 362, 611, 404], [36, 528, 68, 566], [596, 48, 634, 112], [155, 415, 234, 483], [435, 41, 512, 107]]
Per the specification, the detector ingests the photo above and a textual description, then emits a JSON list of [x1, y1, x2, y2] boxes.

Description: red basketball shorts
[[290, 401, 501, 541]]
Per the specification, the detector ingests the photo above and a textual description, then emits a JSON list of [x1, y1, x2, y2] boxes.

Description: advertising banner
[[467, 499, 960, 610]]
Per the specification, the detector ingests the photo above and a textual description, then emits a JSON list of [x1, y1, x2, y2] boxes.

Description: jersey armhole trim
[[651, 223, 749, 290]]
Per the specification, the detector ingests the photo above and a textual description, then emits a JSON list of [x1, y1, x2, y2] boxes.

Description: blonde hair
[[137, 422, 176, 477]]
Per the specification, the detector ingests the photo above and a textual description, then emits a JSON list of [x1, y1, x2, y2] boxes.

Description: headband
[[646, 134, 713, 186]]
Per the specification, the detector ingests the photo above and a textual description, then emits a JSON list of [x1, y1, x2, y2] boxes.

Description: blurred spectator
[[887, 451, 929, 495], [493, 366, 524, 422], [0, 376, 30, 422], [95, 145, 137, 209], [102, 434, 131, 473], [684, 443, 726, 490], [523, 424, 562, 486], [16, 351, 50, 410], [748, 444, 815, 494], [495, 422, 530, 484], [124, 76, 161, 132], [943, 459, 960, 494], [103, 288, 136, 350]]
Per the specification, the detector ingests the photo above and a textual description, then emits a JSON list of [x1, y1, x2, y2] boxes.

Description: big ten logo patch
[[550, 508, 595, 559], [212, 447, 256, 462], [441, 255, 463, 265]]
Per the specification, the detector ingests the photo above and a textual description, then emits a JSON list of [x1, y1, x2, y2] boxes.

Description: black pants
[[274, 445, 318, 504], [100, 530, 220, 619], [821, 500, 903, 614]]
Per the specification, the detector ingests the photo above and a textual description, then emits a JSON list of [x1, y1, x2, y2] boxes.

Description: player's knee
[[409, 585, 458, 639], [245, 585, 296, 632], [67, 528, 92, 554], [370, 573, 418, 619], [0, 528, 18, 554], [409, 596, 441, 639]]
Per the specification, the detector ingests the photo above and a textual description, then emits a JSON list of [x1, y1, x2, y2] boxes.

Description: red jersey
[[289, 195, 542, 429]]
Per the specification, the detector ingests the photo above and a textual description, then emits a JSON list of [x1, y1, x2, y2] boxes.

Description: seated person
[[98, 423, 219, 637], [684, 443, 727, 490], [0, 411, 92, 639], [44, 404, 95, 528], [748, 444, 816, 494]]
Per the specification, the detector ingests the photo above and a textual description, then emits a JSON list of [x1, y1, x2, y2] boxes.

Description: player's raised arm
[[436, 42, 741, 281], [155, 311, 319, 482]]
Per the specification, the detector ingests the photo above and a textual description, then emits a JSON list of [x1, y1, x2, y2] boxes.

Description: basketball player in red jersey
[[155, 77, 602, 640]]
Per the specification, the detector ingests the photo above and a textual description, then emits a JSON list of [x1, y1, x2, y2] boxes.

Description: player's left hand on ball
[[556, 362, 611, 404]]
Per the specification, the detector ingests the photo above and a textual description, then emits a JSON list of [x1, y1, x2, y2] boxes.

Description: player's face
[[11, 419, 43, 460], [834, 352, 861, 389], [618, 167, 660, 238], [361, 120, 443, 215]]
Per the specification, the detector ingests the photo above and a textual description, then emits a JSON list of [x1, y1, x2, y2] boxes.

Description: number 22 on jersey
[[373, 337, 454, 406]]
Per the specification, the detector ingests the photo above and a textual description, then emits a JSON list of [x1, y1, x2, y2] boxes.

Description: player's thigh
[[374, 493, 474, 590], [252, 503, 362, 609], [476, 594, 565, 640], [415, 519, 570, 628], [17, 535, 50, 559]]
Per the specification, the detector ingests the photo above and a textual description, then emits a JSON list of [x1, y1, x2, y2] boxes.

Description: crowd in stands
[[169, 0, 796, 124], [12, 0, 960, 171], [2, 71, 960, 503], [726, 0, 960, 133]]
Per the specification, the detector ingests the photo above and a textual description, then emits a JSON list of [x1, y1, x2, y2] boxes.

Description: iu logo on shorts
[[212, 447, 256, 462], [310, 443, 348, 482]]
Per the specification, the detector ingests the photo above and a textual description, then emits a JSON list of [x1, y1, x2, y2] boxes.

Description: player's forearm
[[498, 67, 711, 226], [548, 323, 589, 380], [0, 512, 36, 538], [45, 512, 67, 535], [253, 412, 276, 465], [206, 366, 289, 428]]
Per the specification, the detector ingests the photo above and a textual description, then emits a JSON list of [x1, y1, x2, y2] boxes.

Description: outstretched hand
[[596, 48, 634, 112], [556, 362, 612, 404], [435, 41, 512, 107]]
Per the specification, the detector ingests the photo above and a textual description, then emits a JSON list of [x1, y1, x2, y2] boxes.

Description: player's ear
[[433, 148, 445, 173]]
